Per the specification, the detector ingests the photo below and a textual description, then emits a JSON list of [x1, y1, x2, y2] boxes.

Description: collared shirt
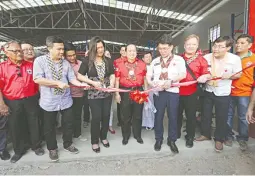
[[179, 54, 209, 96], [70, 60, 84, 97], [33, 54, 76, 112], [115, 57, 146, 88], [147, 55, 186, 93], [0, 59, 38, 100], [231, 51, 255, 96], [204, 52, 242, 96]]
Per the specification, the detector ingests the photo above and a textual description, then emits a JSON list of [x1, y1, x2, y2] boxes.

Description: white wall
[[173, 0, 245, 53]]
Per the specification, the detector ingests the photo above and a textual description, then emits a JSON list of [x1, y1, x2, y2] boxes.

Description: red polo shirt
[[179, 54, 209, 96], [0, 59, 38, 100], [115, 57, 146, 88]]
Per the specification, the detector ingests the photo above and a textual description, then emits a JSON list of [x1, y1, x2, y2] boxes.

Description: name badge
[[129, 70, 134, 76], [26, 69, 32, 74]]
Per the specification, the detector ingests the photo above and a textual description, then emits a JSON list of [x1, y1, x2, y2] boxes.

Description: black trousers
[[201, 91, 230, 142], [83, 91, 90, 123], [117, 103, 121, 125], [72, 97, 84, 138], [119, 92, 143, 139], [0, 116, 8, 152], [88, 96, 112, 144], [178, 92, 198, 139], [43, 107, 73, 150], [5, 95, 41, 155]]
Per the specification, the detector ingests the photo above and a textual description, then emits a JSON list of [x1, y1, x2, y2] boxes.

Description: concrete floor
[[1, 108, 255, 174]]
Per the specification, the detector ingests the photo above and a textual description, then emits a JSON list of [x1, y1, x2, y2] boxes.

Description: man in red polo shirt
[[115, 44, 147, 145], [0, 41, 44, 163], [114, 45, 126, 127]]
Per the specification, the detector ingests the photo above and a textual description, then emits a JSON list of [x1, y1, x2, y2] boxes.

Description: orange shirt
[[231, 52, 255, 96]]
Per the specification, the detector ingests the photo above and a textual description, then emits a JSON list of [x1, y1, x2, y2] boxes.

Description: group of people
[[0, 33, 254, 163]]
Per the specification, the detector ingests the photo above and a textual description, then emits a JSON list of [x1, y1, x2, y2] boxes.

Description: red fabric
[[179, 54, 209, 96], [249, 0, 255, 53], [0, 59, 38, 100], [113, 57, 125, 75], [115, 58, 146, 88]]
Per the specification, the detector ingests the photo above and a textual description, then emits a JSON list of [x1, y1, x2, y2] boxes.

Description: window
[[209, 24, 220, 42]]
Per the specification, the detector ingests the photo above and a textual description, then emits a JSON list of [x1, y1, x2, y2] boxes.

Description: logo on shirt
[[246, 61, 252, 67], [26, 69, 32, 75]]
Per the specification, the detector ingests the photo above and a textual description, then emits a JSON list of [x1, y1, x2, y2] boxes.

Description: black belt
[[119, 86, 143, 91]]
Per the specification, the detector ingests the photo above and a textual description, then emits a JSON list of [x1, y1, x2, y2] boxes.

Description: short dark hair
[[158, 34, 173, 46], [120, 45, 126, 51], [46, 36, 64, 47], [237, 34, 254, 43], [144, 51, 152, 56], [214, 36, 234, 47], [64, 42, 76, 53]]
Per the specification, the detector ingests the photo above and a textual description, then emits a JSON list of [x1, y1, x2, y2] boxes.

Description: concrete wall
[[173, 0, 245, 54]]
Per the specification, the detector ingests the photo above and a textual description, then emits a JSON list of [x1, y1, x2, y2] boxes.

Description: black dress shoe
[[135, 137, 144, 144], [154, 141, 162, 151], [122, 138, 129, 145], [34, 148, 45, 156], [167, 141, 179, 154], [92, 147, 100, 153], [186, 138, 194, 148], [101, 140, 110, 148], [0, 150, 10, 160], [10, 154, 23, 163]]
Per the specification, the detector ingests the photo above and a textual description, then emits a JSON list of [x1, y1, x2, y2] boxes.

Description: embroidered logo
[[26, 69, 32, 74], [246, 61, 252, 67]]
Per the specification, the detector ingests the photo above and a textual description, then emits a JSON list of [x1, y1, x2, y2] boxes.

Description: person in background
[[196, 36, 242, 152], [104, 50, 116, 134], [177, 34, 210, 148], [114, 46, 127, 127], [142, 51, 155, 130], [78, 37, 115, 153], [225, 34, 255, 151], [21, 42, 35, 63], [64, 42, 88, 142], [147, 34, 186, 153], [115, 44, 147, 145], [0, 41, 44, 163], [33, 36, 87, 161]]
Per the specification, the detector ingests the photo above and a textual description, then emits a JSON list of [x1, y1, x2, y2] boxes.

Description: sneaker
[[238, 140, 248, 151], [64, 145, 79, 154], [215, 141, 223, 152], [224, 139, 233, 147], [34, 148, 45, 156], [77, 136, 88, 142], [83, 122, 89, 128], [49, 150, 59, 162]]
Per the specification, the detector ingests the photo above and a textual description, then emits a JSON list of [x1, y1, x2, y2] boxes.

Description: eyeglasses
[[212, 45, 227, 49], [7, 49, 23, 54], [16, 66, 22, 77]]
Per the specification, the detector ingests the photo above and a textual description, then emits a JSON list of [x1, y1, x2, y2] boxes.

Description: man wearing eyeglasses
[[196, 36, 242, 152], [0, 41, 44, 163]]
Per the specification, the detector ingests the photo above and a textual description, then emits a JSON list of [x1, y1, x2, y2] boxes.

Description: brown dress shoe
[[215, 141, 223, 152], [195, 135, 210, 141]]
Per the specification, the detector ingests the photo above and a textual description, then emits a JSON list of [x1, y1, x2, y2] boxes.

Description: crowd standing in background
[[0, 33, 254, 163]]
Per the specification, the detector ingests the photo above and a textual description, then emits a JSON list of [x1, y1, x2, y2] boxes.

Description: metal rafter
[[0, 8, 185, 32]]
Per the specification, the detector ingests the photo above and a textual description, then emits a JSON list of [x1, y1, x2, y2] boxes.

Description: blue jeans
[[227, 96, 249, 141], [154, 91, 179, 142]]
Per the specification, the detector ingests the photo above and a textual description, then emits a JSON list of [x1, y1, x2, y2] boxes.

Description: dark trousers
[[0, 116, 8, 152], [83, 91, 90, 123], [5, 95, 41, 155], [120, 92, 143, 139], [154, 91, 179, 142], [117, 103, 121, 125], [43, 107, 73, 150], [201, 91, 230, 142], [178, 92, 198, 139], [88, 96, 112, 144], [72, 97, 83, 138]]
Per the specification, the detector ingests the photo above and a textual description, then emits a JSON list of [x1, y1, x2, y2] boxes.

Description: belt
[[119, 86, 143, 91]]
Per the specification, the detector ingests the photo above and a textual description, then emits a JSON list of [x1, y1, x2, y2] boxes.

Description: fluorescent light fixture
[[0, 0, 202, 23]]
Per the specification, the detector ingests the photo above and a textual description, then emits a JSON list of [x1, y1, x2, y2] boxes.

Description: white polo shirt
[[204, 52, 242, 96], [147, 55, 186, 93]]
